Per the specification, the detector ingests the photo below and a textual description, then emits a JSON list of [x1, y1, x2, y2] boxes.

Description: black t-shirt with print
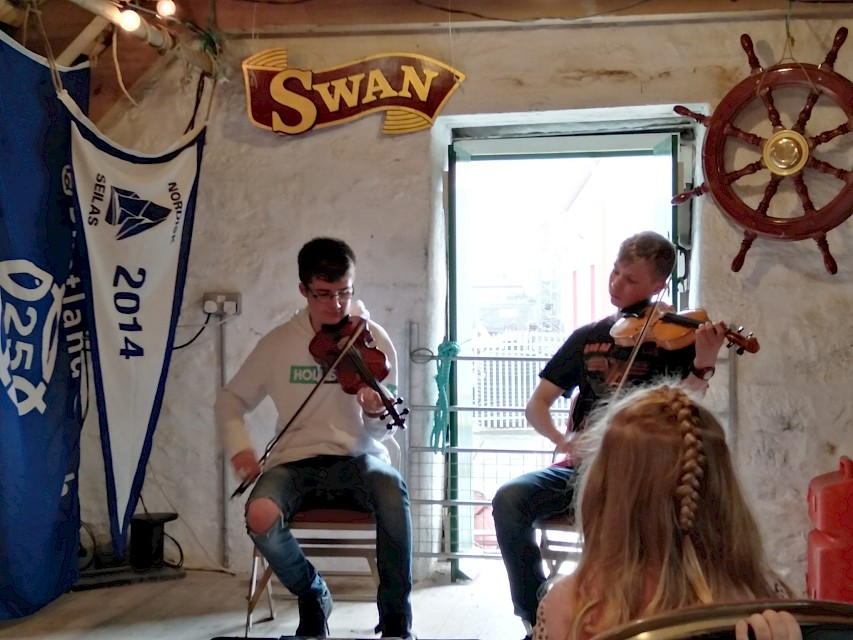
[[540, 302, 695, 432]]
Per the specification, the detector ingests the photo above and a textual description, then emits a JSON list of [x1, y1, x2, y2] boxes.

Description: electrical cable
[[410, 0, 655, 23], [231, 0, 310, 5], [163, 531, 184, 568], [183, 72, 206, 134], [78, 520, 97, 571], [173, 312, 212, 349]]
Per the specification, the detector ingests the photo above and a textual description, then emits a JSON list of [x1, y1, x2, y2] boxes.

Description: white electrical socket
[[202, 292, 242, 316]]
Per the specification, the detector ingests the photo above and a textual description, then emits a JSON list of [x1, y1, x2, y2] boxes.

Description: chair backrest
[[590, 599, 853, 640], [291, 507, 374, 527]]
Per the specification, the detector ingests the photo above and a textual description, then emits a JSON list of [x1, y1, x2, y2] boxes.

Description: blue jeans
[[492, 465, 576, 624], [248, 454, 413, 626]]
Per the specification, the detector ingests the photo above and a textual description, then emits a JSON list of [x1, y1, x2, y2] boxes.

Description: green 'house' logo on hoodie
[[290, 365, 330, 384]]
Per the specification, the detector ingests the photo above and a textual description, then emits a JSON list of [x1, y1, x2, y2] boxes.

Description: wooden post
[[0, 0, 25, 28]]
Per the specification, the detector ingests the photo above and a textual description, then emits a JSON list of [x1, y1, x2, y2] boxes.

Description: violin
[[609, 304, 760, 355], [308, 315, 408, 429]]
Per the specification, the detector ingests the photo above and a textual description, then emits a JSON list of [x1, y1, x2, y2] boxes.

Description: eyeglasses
[[305, 285, 354, 302]]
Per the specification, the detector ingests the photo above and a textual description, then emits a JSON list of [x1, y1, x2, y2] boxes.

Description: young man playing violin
[[492, 230, 727, 640], [214, 237, 414, 639]]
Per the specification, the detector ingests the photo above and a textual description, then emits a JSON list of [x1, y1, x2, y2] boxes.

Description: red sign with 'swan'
[[243, 50, 466, 136]]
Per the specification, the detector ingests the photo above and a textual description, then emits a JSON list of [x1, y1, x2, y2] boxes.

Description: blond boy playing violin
[[492, 231, 727, 640], [214, 237, 414, 640]]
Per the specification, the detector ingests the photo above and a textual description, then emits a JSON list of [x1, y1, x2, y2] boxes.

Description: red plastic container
[[806, 455, 853, 602]]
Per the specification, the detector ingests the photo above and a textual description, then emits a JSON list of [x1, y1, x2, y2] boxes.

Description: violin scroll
[[375, 396, 410, 430], [726, 325, 759, 355]]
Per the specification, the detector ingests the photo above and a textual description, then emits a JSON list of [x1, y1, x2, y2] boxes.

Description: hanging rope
[[430, 339, 460, 452], [26, 2, 63, 94], [111, 29, 140, 108]]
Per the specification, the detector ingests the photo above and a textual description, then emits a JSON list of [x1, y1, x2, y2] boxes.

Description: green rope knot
[[430, 339, 460, 452]]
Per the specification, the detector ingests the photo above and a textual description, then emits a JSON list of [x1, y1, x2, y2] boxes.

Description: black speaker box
[[130, 512, 177, 570]]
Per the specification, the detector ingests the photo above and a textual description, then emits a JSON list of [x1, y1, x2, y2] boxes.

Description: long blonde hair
[[566, 383, 789, 640]]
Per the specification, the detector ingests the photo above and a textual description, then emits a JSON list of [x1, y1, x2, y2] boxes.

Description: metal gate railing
[[409, 445, 555, 560]]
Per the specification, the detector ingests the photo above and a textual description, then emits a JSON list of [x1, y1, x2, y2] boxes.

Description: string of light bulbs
[[64, 0, 215, 73], [116, 0, 185, 32]]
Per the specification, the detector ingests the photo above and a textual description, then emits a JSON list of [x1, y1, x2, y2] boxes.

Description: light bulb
[[156, 0, 176, 17], [119, 9, 141, 31]]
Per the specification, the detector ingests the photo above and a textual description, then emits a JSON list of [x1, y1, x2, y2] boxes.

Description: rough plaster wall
[[82, 15, 853, 592]]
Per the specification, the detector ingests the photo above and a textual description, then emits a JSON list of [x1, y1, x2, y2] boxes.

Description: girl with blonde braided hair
[[534, 383, 798, 640]]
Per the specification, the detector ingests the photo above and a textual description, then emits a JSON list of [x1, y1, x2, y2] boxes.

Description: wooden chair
[[245, 546, 276, 635], [534, 512, 582, 578], [245, 506, 378, 636], [534, 388, 583, 579], [590, 599, 853, 640], [288, 505, 380, 595]]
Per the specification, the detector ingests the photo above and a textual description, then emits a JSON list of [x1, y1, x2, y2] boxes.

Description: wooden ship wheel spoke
[[672, 27, 853, 274]]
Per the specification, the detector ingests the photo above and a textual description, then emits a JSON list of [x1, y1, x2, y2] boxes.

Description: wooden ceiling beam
[[0, 0, 25, 28], [205, 0, 851, 33], [56, 15, 109, 66]]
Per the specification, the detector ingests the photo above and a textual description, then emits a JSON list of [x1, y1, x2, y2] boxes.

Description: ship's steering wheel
[[674, 28, 852, 274]]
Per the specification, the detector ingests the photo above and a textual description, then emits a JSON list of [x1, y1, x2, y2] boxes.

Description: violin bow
[[229, 320, 368, 500]]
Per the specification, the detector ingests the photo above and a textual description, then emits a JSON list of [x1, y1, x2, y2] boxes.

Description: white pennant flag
[[60, 90, 205, 556]]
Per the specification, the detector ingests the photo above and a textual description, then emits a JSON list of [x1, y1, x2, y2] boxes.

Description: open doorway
[[443, 130, 688, 562]]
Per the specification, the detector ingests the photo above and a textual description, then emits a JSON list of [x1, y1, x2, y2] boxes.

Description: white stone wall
[[82, 13, 853, 593]]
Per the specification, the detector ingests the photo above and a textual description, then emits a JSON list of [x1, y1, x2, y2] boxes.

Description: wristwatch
[[690, 364, 716, 380]]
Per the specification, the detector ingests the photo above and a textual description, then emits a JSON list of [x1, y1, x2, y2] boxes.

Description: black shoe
[[380, 613, 415, 639], [294, 582, 333, 638]]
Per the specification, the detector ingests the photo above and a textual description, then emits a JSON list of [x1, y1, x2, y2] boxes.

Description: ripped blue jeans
[[248, 454, 412, 624]]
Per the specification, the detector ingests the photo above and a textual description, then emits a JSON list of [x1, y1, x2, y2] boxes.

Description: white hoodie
[[214, 301, 399, 467]]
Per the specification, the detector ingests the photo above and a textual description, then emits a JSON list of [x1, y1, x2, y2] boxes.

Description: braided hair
[[669, 386, 705, 533], [565, 382, 790, 640], [660, 385, 714, 603]]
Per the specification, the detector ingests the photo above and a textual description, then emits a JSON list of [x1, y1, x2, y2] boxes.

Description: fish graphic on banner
[[0, 29, 89, 618], [60, 91, 206, 557]]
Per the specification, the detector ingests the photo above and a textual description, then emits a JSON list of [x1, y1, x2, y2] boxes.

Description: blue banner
[[0, 30, 90, 618]]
